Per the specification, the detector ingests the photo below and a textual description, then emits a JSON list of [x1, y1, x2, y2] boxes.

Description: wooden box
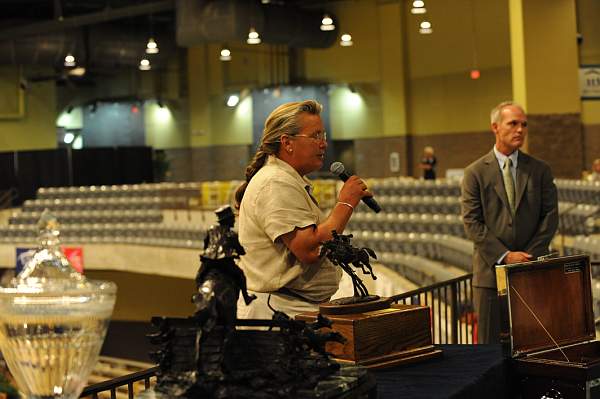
[[496, 254, 600, 398], [296, 303, 442, 369]]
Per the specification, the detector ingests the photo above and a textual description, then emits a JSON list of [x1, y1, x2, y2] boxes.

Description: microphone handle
[[362, 196, 381, 213], [337, 171, 381, 213]]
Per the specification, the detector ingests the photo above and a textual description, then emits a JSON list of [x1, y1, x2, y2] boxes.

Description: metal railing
[[390, 273, 475, 344], [80, 366, 159, 399]]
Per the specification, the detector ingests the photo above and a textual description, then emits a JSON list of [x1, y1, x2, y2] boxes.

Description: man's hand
[[505, 251, 533, 264]]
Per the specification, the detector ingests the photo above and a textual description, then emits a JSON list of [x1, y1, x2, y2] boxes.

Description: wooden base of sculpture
[[296, 302, 442, 369]]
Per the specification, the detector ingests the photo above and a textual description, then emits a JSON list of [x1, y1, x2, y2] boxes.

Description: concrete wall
[[160, 145, 250, 182], [0, 66, 57, 151]]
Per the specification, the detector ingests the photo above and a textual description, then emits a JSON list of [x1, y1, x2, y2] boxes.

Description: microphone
[[330, 162, 381, 213]]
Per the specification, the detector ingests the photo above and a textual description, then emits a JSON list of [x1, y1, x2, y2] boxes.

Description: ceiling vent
[[0, 26, 172, 68], [176, 0, 337, 48]]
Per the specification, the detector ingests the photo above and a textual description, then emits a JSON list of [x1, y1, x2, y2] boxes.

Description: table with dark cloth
[[374, 345, 509, 399]]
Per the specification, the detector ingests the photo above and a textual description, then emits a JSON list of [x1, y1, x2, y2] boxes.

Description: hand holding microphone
[[330, 162, 381, 213]]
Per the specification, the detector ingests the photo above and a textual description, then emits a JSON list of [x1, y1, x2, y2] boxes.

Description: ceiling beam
[[0, 0, 175, 41]]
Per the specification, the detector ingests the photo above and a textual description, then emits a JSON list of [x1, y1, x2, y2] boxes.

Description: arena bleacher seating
[[554, 181, 600, 281], [1, 177, 599, 289], [0, 183, 208, 248]]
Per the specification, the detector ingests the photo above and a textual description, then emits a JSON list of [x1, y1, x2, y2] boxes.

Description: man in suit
[[461, 101, 558, 344]]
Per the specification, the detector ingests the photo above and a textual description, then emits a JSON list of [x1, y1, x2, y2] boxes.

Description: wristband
[[337, 201, 354, 211]]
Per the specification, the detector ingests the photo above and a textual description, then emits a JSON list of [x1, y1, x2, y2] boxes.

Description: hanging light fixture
[[419, 21, 433, 34], [247, 27, 261, 44], [320, 14, 335, 31], [64, 54, 76, 67], [139, 58, 151, 71], [220, 48, 232, 61], [411, 0, 427, 14], [146, 37, 159, 54], [340, 33, 353, 47]]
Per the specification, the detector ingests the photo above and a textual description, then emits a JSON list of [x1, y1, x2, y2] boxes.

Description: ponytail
[[234, 150, 269, 208]]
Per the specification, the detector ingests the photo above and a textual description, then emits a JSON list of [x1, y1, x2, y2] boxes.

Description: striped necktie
[[502, 158, 516, 215]]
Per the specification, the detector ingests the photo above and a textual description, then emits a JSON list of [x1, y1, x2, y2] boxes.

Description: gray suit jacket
[[461, 150, 559, 288]]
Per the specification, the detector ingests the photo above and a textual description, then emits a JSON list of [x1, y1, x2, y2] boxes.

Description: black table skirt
[[374, 345, 509, 399]]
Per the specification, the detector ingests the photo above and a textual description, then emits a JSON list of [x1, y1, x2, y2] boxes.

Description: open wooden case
[[296, 303, 442, 369], [496, 254, 600, 398]]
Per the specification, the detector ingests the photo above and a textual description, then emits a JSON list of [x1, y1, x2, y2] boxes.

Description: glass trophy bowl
[[0, 211, 117, 399]]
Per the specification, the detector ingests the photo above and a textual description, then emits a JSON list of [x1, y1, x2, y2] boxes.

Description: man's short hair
[[490, 101, 525, 125]]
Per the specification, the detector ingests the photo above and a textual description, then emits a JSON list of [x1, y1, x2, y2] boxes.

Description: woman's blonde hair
[[234, 99, 323, 208]]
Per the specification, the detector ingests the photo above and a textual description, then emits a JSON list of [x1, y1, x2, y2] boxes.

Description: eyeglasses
[[293, 131, 327, 142]]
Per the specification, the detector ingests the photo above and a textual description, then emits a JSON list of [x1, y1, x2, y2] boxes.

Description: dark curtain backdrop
[[0, 152, 16, 190], [72, 147, 117, 186], [16, 149, 70, 202], [115, 146, 153, 184], [0, 147, 154, 204]]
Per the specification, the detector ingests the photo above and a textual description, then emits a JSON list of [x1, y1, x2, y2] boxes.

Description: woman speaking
[[235, 100, 371, 318]]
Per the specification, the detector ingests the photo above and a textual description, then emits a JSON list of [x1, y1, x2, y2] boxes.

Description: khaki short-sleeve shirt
[[238, 156, 341, 302]]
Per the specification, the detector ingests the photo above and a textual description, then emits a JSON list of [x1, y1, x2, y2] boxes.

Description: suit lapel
[[515, 152, 531, 211], [484, 151, 511, 213]]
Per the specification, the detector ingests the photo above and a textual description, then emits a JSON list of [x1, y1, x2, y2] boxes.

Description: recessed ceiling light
[[220, 48, 231, 61], [247, 27, 261, 44], [64, 54, 76, 67], [411, 1, 427, 14], [340, 33, 353, 46], [146, 38, 159, 54], [419, 21, 433, 34], [139, 58, 151, 70], [320, 14, 335, 31]]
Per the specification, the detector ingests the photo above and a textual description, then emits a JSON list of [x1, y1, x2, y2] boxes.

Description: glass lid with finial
[[13, 209, 87, 291], [0, 209, 117, 399]]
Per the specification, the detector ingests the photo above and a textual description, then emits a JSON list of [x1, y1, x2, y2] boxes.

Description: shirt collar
[[493, 146, 519, 168], [267, 155, 314, 190]]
